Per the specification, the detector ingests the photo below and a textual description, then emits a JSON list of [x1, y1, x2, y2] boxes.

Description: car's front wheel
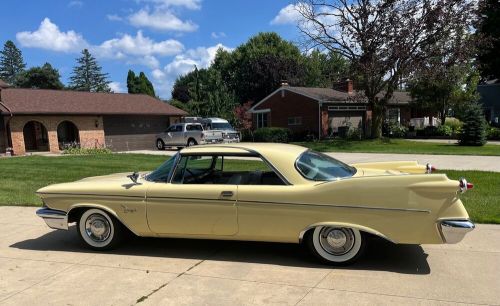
[[187, 138, 197, 147], [305, 226, 365, 265], [77, 208, 123, 250]]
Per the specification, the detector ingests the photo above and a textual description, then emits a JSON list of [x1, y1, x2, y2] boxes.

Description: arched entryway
[[57, 121, 80, 149], [23, 121, 49, 152]]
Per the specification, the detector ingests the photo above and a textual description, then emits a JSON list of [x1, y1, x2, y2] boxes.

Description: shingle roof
[[286, 86, 411, 105], [0, 79, 10, 88], [0, 88, 187, 116]]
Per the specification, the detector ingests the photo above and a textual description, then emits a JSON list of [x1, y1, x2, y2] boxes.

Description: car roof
[[206, 117, 228, 123], [180, 143, 310, 184]]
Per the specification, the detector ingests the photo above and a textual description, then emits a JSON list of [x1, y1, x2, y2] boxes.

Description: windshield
[[145, 153, 178, 182], [211, 123, 233, 130], [296, 150, 356, 181]]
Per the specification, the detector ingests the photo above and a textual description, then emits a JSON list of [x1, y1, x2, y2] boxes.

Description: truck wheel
[[156, 139, 165, 150], [187, 139, 197, 147]]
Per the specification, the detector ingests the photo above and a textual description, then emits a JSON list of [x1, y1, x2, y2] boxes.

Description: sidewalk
[[405, 138, 500, 145]]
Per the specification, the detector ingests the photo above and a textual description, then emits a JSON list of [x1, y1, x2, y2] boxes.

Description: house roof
[[250, 86, 411, 112], [0, 88, 187, 116], [0, 79, 10, 88]]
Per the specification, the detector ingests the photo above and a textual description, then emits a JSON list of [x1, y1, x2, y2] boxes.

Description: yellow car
[[36, 143, 475, 265]]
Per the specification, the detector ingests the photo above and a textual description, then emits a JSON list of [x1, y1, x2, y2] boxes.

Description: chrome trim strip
[[36, 208, 68, 230], [36, 192, 144, 199], [237, 200, 430, 213], [438, 219, 475, 244]]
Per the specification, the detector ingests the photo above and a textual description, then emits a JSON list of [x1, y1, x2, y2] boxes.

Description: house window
[[256, 113, 269, 128], [288, 117, 302, 126]]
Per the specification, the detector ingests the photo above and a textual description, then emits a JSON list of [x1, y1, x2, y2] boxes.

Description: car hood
[[37, 172, 147, 195]]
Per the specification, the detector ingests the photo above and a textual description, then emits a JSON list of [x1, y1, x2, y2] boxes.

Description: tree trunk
[[371, 104, 384, 138]]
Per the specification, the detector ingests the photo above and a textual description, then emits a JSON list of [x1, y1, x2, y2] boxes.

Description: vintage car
[[36, 143, 475, 265]]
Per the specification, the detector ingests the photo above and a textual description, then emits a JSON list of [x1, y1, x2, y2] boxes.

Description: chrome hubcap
[[157, 141, 162, 148], [85, 214, 111, 242], [319, 227, 355, 255]]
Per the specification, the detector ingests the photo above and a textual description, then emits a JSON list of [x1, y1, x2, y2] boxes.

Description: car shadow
[[10, 226, 430, 275]]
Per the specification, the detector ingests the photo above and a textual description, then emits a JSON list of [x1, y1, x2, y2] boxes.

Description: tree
[[69, 49, 110, 92], [477, 0, 500, 81], [459, 103, 487, 146], [0, 40, 26, 84], [15, 63, 64, 89], [409, 63, 479, 124], [303, 50, 350, 87], [127, 70, 156, 97], [297, 0, 477, 137], [211, 32, 307, 103]]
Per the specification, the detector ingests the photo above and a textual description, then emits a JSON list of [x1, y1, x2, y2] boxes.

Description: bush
[[487, 127, 500, 140], [436, 125, 453, 137], [253, 127, 292, 143], [347, 127, 362, 140], [385, 122, 408, 138], [459, 103, 487, 146], [63, 147, 112, 155], [444, 117, 463, 130]]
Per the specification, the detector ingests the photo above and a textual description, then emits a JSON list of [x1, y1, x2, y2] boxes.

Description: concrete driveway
[[0, 207, 499, 305]]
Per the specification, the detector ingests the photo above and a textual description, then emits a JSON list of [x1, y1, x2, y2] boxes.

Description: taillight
[[426, 163, 437, 173], [459, 178, 473, 193]]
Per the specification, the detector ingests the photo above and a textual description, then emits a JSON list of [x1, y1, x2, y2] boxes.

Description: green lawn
[[294, 139, 500, 156], [0, 154, 498, 223]]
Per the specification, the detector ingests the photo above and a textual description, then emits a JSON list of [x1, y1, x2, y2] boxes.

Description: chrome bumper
[[439, 220, 475, 243], [36, 208, 68, 230]]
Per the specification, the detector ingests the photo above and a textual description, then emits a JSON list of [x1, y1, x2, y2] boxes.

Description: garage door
[[327, 111, 364, 135]]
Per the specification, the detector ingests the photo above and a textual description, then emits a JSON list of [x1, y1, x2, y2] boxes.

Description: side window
[[175, 125, 183, 132], [171, 154, 285, 185], [166, 125, 175, 132]]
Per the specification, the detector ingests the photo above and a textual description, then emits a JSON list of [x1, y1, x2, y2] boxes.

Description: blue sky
[[0, 0, 302, 98]]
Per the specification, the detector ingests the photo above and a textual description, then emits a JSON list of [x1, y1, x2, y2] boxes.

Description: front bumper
[[36, 208, 68, 230], [439, 220, 475, 243]]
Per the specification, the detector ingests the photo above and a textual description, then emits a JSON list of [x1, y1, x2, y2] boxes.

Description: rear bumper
[[439, 220, 475, 243], [36, 208, 68, 230]]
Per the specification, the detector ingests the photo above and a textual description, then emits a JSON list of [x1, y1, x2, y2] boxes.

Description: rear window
[[295, 150, 356, 181], [187, 124, 203, 131]]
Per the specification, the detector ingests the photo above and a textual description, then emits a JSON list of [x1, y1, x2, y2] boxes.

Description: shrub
[[63, 147, 112, 155], [459, 103, 487, 146], [253, 127, 292, 143], [436, 125, 453, 137], [487, 127, 500, 140], [444, 117, 463, 131], [385, 122, 408, 138], [347, 127, 362, 140]]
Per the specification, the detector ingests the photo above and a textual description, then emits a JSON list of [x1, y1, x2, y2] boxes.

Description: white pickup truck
[[155, 123, 222, 150]]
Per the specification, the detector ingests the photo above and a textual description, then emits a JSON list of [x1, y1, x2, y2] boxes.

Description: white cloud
[[211, 31, 226, 39], [153, 43, 233, 98], [95, 31, 184, 58], [109, 81, 126, 93], [128, 8, 198, 32], [139, 0, 202, 10], [127, 55, 161, 69], [270, 4, 304, 25], [68, 0, 83, 8], [106, 14, 123, 21], [16, 18, 88, 52]]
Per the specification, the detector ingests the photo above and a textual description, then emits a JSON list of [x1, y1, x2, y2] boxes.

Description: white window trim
[[252, 108, 271, 114]]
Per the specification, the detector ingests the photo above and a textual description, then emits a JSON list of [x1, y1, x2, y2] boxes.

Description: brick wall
[[8, 115, 105, 155], [252, 89, 319, 136]]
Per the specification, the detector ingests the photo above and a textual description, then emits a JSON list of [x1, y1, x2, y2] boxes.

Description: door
[[162, 125, 177, 145], [146, 155, 238, 235]]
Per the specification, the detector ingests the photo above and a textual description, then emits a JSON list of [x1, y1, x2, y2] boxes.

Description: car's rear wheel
[[77, 208, 123, 250], [305, 226, 365, 265], [156, 139, 165, 150], [187, 138, 197, 147]]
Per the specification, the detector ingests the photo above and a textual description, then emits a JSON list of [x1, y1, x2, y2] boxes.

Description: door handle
[[220, 191, 234, 197]]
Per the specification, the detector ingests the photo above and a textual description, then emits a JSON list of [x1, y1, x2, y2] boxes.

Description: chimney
[[333, 78, 353, 94], [280, 80, 289, 87]]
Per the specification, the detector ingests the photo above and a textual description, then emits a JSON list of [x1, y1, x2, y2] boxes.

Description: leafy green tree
[[15, 63, 64, 89], [459, 103, 487, 146], [69, 49, 110, 92], [127, 70, 138, 93], [0, 40, 26, 84], [303, 50, 350, 87], [127, 70, 156, 97], [409, 63, 480, 124], [477, 0, 500, 81]]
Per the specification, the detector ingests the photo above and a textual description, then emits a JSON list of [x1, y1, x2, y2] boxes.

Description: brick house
[[0, 82, 187, 155], [248, 80, 412, 138]]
